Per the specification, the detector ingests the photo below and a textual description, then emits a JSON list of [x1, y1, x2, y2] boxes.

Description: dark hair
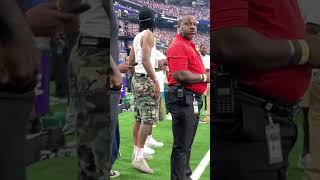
[[139, 7, 155, 32]]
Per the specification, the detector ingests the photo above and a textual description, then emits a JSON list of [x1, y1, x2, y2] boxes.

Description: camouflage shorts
[[132, 75, 158, 125], [68, 44, 110, 180]]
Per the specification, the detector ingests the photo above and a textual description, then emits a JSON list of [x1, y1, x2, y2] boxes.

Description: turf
[[26, 83, 306, 179], [111, 112, 210, 180], [287, 113, 305, 180], [27, 158, 77, 180], [27, 111, 305, 180], [27, 100, 211, 180]]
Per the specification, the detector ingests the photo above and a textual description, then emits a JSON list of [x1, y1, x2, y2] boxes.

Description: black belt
[[168, 85, 202, 99], [236, 89, 297, 117], [78, 36, 109, 48], [135, 73, 149, 78]]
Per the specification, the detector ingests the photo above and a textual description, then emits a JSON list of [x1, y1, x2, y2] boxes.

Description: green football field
[[26, 110, 306, 180], [27, 96, 211, 180], [26, 84, 306, 180], [111, 112, 210, 180], [27, 112, 211, 180]]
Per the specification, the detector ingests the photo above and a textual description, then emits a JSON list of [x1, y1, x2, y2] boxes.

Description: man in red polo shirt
[[212, 0, 320, 180], [166, 15, 210, 180]]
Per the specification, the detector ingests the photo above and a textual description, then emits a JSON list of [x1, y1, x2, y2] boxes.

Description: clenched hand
[[26, 2, 76, 37]]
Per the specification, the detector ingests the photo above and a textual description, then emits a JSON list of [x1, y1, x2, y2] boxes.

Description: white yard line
[[191, 149, 210, 180]]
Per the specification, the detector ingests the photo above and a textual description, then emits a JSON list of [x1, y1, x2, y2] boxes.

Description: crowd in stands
[[127, 0, 209, 20], [114, 2, 139, 17], [118, 20, 210, 50]]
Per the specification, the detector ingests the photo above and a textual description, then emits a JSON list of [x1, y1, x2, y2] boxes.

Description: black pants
[[108, 90, 120, 171], [50, 39, 68, 98], [0, 91, 34, 180], [166, 86, 202, 180], [212, 93, 297, 180]]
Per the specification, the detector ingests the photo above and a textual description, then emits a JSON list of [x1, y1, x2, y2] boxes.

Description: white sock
[[134, 146, 138, 155], [146, 135, 152, 142], [135, 147, 144, 161]]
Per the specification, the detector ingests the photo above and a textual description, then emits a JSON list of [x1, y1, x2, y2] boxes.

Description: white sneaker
[[143, 153, 154, 160], [144, 145, 155, 155], [110, 170, 120, 178], [132, 159, 154, 174], [297, 153, 312, 169], [146, 136, 164, 148], [166, 113, 172, 120]]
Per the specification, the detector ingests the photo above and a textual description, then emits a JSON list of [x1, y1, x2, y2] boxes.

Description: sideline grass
[[27, 83, 305, 179], [27, 105, 211, 180], [27, 111, 305, 180], [112, 112, 210, 180]]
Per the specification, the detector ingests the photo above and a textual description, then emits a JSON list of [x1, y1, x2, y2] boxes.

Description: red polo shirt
[[167, 34, 207, 95], [212, 0, 312, 103]]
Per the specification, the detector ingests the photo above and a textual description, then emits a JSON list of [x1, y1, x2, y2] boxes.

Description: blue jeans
[[110, 90, 120, 167], [112, 122, 120, 165]]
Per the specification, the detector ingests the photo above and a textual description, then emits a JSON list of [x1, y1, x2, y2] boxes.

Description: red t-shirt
[[212, 0, 312, 103], [167, 34, 207, 95]]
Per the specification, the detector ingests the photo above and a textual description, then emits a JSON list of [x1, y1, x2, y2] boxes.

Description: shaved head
[[178, 15, 196, 28], [177, 15, 197, 40]]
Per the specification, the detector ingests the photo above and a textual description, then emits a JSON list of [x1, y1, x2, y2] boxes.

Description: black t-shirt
[[110, 3, 119, 65]]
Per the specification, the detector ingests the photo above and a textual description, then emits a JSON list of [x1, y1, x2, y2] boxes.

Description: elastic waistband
[[134, 73, 149, 78], [78, 36, 109, 48]]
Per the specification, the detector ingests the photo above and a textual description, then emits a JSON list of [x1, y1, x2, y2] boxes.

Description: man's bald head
[[178, 15, 196, 28], [177, 15, 197, 41]]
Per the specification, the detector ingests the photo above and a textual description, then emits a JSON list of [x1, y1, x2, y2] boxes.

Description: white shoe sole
[[144, 146, 155, 155], [146, 142, 164, 148]]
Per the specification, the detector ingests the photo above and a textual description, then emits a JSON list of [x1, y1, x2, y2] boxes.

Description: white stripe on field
[[191, 149, 210, 180]]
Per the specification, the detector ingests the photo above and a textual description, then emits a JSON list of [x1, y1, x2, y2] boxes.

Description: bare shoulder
[[141, 30, 154, 46], [142, 30, 154, 40]]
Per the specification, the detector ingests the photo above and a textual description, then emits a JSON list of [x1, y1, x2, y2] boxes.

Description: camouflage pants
[[69, 44, 109, 180], [132, 75, 158, 125]]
